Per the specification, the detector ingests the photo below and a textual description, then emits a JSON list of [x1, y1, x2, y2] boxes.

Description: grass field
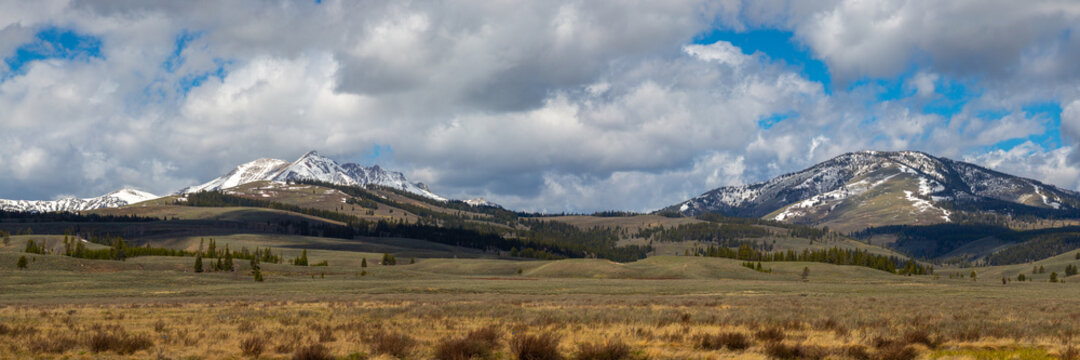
[[3, 232, 1080, 360]]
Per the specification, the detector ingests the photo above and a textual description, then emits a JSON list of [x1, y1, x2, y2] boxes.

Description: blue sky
[[1, 1, 1079, 212]]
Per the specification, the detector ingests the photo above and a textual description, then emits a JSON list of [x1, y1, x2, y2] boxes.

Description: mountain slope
[[181, 151, 446, 201], [177, 158, 290, 194], [667, 150, 1080, 229], [0, 188, 159, 213]]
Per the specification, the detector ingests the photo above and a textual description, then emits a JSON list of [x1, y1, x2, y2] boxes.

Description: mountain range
[[0, 151, 447, 213], [666, 150, 1080, 231], [177, 151, 446, 201], [5, 149, 1080, 232], [0, 188, 159, 213]]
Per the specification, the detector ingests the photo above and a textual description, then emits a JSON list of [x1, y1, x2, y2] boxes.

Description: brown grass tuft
[[876, 343, 917, 360], [510, 332, 562, 360], [435, 326, 502, 360], [901, 329, 940, 349], [764, 342, 829, 360], [87, 329, 154, 355], [240, 335, 267, 358], [572, 339, 631, 360], [369, 330, 415, 359], [697, 332, 750, 351], [27, 332, 79, 353], [755, 327, 786, 343], [292, 343, 333, 360]]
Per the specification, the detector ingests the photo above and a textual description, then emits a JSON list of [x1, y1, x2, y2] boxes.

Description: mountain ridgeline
[[666, 150, 1080, 230]]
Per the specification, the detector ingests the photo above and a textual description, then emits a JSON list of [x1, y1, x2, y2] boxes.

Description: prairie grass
[[0, 292, 1076, 359]]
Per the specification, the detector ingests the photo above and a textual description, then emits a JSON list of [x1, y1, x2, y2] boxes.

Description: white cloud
[[1, 0, 1080, 213]]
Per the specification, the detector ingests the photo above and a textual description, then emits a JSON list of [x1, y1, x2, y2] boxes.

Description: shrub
[[27, 332, 78, 353], [240, 336, 266, 358], [764, 342, 828, 360], [369, 331, 415, 359], [312, 324, 335, 343], [16, 255, 28, 269], [901, 329, 940, 349], [87, 330, 154, 355], [510, 333, 562, 360], [843, 345, 871, 360], [755, 327, 786, 343], [293, 344, 333, 360], [573, 340, 631, 360], [153, 319, 167, 333], [877, 343, 917, 360], [435, 326, 501, 360], [697, 332, 750, 351]]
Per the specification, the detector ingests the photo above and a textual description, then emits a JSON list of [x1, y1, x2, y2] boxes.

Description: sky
[[3, 0, 1080, 213]]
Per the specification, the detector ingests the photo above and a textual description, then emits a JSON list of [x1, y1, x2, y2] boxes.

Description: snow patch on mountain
[[464, 198, 501, 208]]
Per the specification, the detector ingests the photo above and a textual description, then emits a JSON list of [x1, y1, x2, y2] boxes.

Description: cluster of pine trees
[[695, 244, 931, 275], [635, 222, 770, 243], [1065, 264, 1078, 277]]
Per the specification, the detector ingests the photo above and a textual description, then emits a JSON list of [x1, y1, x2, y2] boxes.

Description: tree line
[[694, 244, 931, 275]]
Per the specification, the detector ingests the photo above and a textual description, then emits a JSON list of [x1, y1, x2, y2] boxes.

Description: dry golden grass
[[0, 292, 1077, 359]]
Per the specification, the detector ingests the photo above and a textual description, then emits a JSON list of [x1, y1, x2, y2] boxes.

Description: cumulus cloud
[[1, 0, 1079, 212]]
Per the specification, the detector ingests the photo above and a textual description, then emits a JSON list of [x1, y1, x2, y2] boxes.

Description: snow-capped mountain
[[464, 197, 502, 208], [0, 188, 160, 213], [181, 151, 446, 201], [667, 150, 1080, 229], [177, 158, 290, 194]]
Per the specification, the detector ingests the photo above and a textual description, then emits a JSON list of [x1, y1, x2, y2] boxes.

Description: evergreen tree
[[410, 257, 416, 265], [382, 253, 396, 265], [112, 237, 127, 261], [2, 232, 8, 246], [1050, 272, 1058, 283], [1018, 273, 1027, 281], [194, 253, 204, 273], [801, 267, 810, 281], [1039, 266, 1046, 274], [216, 257, 223, 271], [361, 258, 367, 268], [224, 247, 235, 271], [251, 257, 263, 282], [16, 255, 28, 269], [294, 249, 309, 266], [970, 270, 977, 281]]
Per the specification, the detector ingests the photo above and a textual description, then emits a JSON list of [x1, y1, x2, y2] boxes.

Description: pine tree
[[294, 249, 309, 266], [224, 248, 235, 271], [1050, 272, 1058, 283], [361, 258, 367, 268], [112, 237, 127, 261], [194, 253, 204, 273], [251, 257, 263, 282], [801, 267, 810, 281], [16, 255, 28, 269], [410, 257, 415, 265], [1039, 266, 1046, 274], [1018, 273, 1027, 281], [970, 270, 977, 281], [382, 253, 396, 265], [216, 257, 223, 271], [2, 232, 9, 246]]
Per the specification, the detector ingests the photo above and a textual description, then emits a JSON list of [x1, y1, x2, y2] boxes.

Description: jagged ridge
[[181, 151, 446, 201]]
